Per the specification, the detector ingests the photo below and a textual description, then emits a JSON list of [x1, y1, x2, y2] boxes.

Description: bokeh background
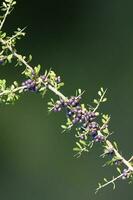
[[0, 0, 133, 199]]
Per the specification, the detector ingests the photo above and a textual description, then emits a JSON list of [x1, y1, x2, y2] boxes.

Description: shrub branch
[[0, 0, 133, 193]]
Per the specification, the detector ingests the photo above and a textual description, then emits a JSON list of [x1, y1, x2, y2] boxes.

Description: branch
[[106, 140, 133, 171], [0, 1, 133, 192], [0, 0, 16, 31], [0, 85, 25, 96], [1, 37, 132, 174], [95, 174, 123, 193]]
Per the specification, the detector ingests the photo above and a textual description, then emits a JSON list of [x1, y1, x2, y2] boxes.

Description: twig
[[0, 1, 11, 30]]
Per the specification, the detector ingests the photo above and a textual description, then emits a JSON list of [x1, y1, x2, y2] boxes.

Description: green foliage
[[0, 80, 20, 104]]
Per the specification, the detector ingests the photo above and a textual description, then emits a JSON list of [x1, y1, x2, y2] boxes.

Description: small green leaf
[[7, 54, 13, 63], [117, 167, 121, 174], [3, 2, 7, 8], [61, 125, 67, 129], [102, 118, 106, 123], [98, 91, 102, 96], [79, 139, 86, 146], [78, 89, 81, 95], [98, 182, 101, 187], [113, 141, 118, 150], [76, 142, 82, 149], [101, 87, 104, 92], [73, 147, 80, 152], [102, 98, 107, 102], [94, 99, 98, 104], [104, 178, 108, 182], [13, 81, 18, 87], [57, 82, 64, 89], [47, 102, 53, 106], [34, 64, 41, 75], [112, 181, 116, 190], [103, 128, 109, 134]]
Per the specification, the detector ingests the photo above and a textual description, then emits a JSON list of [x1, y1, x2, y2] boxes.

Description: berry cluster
[[88, 121, 99, 137], [67, 96, 81, 107], [53, 95, 101, 139], [53, 95, 81, 113], [68, 107, 97, 125], [22, 79, 37, 92], [52, 94, 107, 143], [82, 122, 104, 142], [22, 74, 49, 92], [53, 99, 67, 112], [88, 121, 99, 131], [94, 134, 105, 142]]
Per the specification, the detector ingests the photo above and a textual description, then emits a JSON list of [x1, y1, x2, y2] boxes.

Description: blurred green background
[[0, 0, 133, 199]]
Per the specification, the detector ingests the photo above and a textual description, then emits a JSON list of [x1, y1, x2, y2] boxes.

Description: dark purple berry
[[90, 130, 97, 138], [122, 169, 129, 180], [40, 75, 47, 81], [0, 60, 4, 64], [94, 135, 105, 142], [22, 79, 38, 92], [114, 159, 122, 166], [81, 115, 85, 120], [72, 118, 79, 124], [67, 111, 72, 116], [77, 113, 82, 118], [56, 76, 61, 83], [53, 107, 58, 112]]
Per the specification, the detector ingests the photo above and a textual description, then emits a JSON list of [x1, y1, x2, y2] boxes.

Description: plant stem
[[106, 140, 133, 171], [0, 85, 25, 96], [47, 84, 67, 101], [0, 2, 11, 31], [96, 174, 123, 193], [93, 89, 107, 112]]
